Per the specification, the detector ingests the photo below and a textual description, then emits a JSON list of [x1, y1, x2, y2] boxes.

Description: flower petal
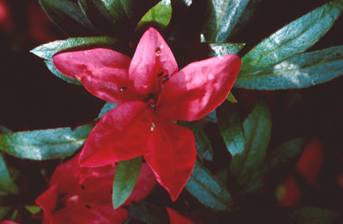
[[144, 118, 196, 201], [157, 55, 241, 121], [79, 102, 152, 167], [129, 28, 178, 95], [53, 48, 143, 104], [35, 185, 58, 224], [167, 208, 195, 224]]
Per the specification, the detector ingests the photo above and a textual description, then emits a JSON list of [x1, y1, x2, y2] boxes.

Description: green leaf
[[24, 206, 41, 214], [230, 98, 271, 187], [217, 102, 245, 157], [39, 0, 96, 36], [0, 154, 19, 195], [178, 122, 213, 161], [0, 125, 94, 160], [288, 207, 341, 224], [235, 46, 343, 89], [137, 0, 172, 30], [128, 201, 169, 224], [185, 161, 233, 212], [202, 0, 250, 42], [0, 207, 10, 220], [98, 102, 118, 119], [112, 157, 141, 209], [226, 92, 238, 103], [240, 0, 343, 75], [31, 36, 122, 60], [203, 110, 217, 123], [45, 59, 82, 85], [208, 43, 245, 57]]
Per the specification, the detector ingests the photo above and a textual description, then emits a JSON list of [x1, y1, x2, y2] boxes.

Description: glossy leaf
[[31, 36, 122, 60], [39, 0, 96, 36], [209, 43, 245, 57], [230, 98, 271, 186], [203, 0, 250, 42], [185, 161, 233, 212], [137, 0, 172, 29], [0, 125, 94, 160], [0, 154, 19, 195], [98, 102, 118, 119], [112, 157, 141, 209], [235, 46, 343, 89], [240, 0, 343, 75], [45, 59, 81, 85], [178, 122, 213, 161], [0, 207, 10, 220], [217, 102, 245, 156]]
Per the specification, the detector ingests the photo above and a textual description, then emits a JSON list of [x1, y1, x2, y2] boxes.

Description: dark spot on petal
[[162, 75, 169, 83], [85, 204, 91, 209], [120, 87, 127, 91], [81, 185, 85, 190], [157, 72, 163, 77], [155, 47, 162, 56]]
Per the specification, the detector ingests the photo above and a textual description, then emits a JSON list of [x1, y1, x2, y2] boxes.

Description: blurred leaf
[[240, 0, 343, 75], [178, 122, 213, 161], [112, 157, 141, 209], [0, 207, 10, 220], [98, 102, 118, 119], [0, 126, 11, 134], [185, 161, 233, 211], [137, 0, 172, 29], [0, 125, 94, 160], [203, 0, 250, 42], [0, 154, 19, 195], [203, 110, 217, 123], [227, 92, 238, 103], [128, 201, 169, 224], [24, 206, 41, 214], [31, 36, 122, 60], [230, 98, 271, 186], [209, 43, 245, 57], [217, 102, 245, 157], [288, 207, 341, 224], [39, 0, 96, 36], [235, 46, 343, 89], [45, 59, 82, 85]]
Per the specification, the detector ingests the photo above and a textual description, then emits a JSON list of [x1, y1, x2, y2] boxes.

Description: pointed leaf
[[178, 122, 213, 161], [137, 0, 172, 29], [240, 0, 343, 75], [226, 92, 238, 103], [217, 102, 245, 156], [98, 102, 118, 119], [24, 206, 41, 214], [0, 207, 10, 220], [112, 157, 142, 209], [235, 46, 343, 89], [230, 98, 271, 187], [209, 43, 245, 57], [203, 0, 250, 42], [39, 0, 96, 36], [0, 154, 19, 195], [45, 59, 82, 85], [0, 125, 94, 160], [185, 161, 233, 212]]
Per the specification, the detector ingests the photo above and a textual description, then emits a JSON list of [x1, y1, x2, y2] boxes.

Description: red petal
[[129, 28, 178, 95], [157, 55, 241, 121], [167, 208, 195, 224], [144, 118, 196, 201], [53, 48, 143, 104], [35, 185, 58, 224], [79, 102, 152, 167]]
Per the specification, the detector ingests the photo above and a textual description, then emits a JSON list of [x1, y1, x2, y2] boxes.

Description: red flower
[[35, 154, 157, 224], [53, 28, 241, 200], [167, 208, 195, 224]]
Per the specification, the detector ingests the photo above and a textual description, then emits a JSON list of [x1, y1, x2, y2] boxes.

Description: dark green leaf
[[0, 125, 94, 160], [128, 201, 169, 224], [217, 102, 245, 157], [112, 157, 142, 209], [24, 206, 41, 214], [0, 207, 10, 220], [230, 98, 271, 187], [288, 207, 341, 224], [178, 122, 213, 161], [0, 154, 19, 195], [39, 0, 96, 36], [45, 59, 82, 85], [203, 110, 217, 123], [202, 0, 250, 42], [240, 0, 343, 75], [227, 92, 238, 103], [208, 43, 245, 57], [185, 161, 233, 211], [98, 102, 118, 119], [235, 46, 343, 89], [31, 36, 122, 60], [137, 0, 172, 29], [0, 126, 11, 134]]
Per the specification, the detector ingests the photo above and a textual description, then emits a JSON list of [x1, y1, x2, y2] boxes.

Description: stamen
[[151, 122, 155, 132], [119, 87, 127, 91], [155, 47, 162, 56]]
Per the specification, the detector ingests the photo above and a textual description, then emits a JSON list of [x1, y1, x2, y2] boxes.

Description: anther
[[119, 87, 127, 91], [155, 47, 162, 56]]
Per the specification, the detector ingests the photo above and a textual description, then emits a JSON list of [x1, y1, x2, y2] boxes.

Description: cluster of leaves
[[0, 0, 343, 223]]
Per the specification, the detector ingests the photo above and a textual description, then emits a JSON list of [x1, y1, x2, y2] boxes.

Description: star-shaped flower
[[53, 28, 241, 200]]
